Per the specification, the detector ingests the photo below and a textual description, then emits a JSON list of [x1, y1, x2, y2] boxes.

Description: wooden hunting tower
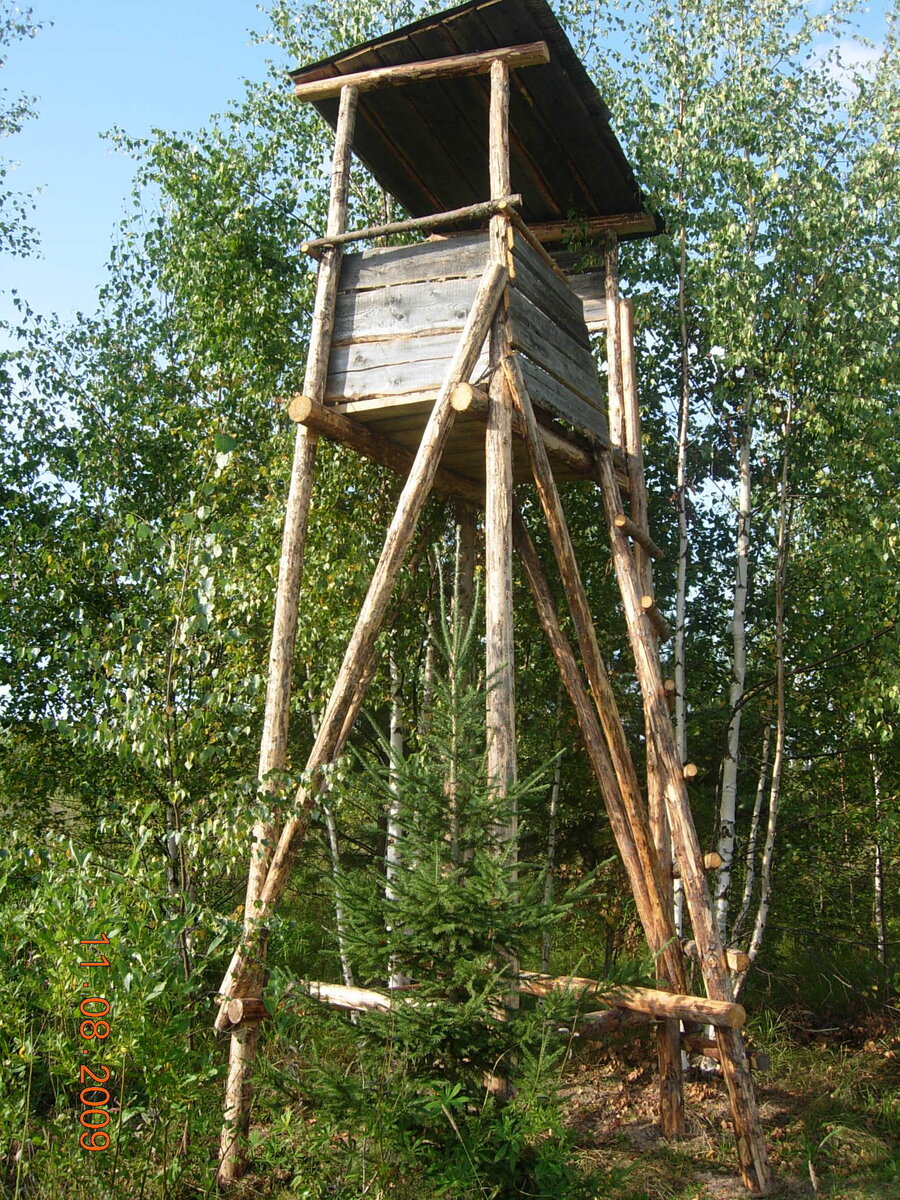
[[214, 1, 773, 1193]]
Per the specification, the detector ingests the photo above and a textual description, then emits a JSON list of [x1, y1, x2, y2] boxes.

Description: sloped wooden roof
[[289, 0, 658, 240]]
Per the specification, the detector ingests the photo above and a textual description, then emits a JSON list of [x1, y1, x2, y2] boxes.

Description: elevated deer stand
[[213, 1, 772, 1193]]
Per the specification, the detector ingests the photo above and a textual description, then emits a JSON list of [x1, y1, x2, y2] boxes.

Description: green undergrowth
[[559, 1009, 900, 1200]]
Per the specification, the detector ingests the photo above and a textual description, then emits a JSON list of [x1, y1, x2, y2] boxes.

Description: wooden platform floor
[[330, 398, 600, 485]]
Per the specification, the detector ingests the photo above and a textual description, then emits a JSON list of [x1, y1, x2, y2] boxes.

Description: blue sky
[[2, 1, 891, 328], [3, 1, 274, 322]]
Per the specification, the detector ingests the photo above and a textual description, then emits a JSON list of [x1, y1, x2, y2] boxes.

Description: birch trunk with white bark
[[731, 722, 771, 945], [716, 402, 753, 940], [734, 398, 793, 999]]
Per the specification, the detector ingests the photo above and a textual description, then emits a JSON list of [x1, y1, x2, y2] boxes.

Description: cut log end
[[287, 393, 314, 424], [612, 512, 665, 560], [226, 997, 269, 1026], [639, 596, 671, 641], [683, 762, 699, 779], [450, 381, 489, 413], [682, 939, 750, 974]]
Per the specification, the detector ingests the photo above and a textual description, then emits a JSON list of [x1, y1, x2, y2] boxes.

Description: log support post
[[615, 283, 684, 1137], [595, 440, 772, 1192], [483, 59, 518, 1098], [214, 258, 508, 1032], [485, 58, 517, 824], [217, 82, 359, 1187]]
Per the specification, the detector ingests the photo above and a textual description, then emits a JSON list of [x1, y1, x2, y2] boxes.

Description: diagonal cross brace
[[213, 258, 508, 1030]]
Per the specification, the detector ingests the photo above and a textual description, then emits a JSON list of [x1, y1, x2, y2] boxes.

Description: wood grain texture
[[332, 273, 481, 344], [604, 239, 625, 451], [339, 234, 488, 292], [530, 212, 658, 243], [517, 357, 608, 442], [217, 81, 359, 1189], [485, 58, 517, 854], [505, 359, 684, 997], [507, 287, 603, 407], [566, 271, 609, 330], [509, 235, 592, 349], [326, 329, 491, 401], [450, 379, 598, 478], [518, 974, 745, 1029], [287, 394, 482, 507], [513, 512, 687, 998]]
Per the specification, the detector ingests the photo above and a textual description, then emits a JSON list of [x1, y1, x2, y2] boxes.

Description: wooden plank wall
[[325, 229, 608, 447]]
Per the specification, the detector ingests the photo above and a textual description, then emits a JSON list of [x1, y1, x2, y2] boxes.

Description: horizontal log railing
[[300, 195, 522, 256], [292, 43, 550, 102]]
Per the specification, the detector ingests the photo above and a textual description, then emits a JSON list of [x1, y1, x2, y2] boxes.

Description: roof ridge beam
[[291, 41, 550, 102]]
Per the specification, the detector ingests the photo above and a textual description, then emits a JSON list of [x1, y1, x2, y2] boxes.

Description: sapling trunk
[[872, 753, 887, 973], [540, 696, 564, 973]]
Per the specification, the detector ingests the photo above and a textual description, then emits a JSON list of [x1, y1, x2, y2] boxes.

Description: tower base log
[[518, 974, 745, 1028], [298, 977, 743, 1028]]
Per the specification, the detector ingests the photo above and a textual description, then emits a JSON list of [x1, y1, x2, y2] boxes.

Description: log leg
[[618, 297, 685, 1137], [453, 501, 477, 637], [216, 83, 360, 1186], [503, 356, 685, 995], [513, 513, 683, 991], [485, 356, 516, 822], [219, 1023, 259, 1183], [217, 427, 318, 1183], [486, 56, 517, 821], [595, 449, 772, 1194]]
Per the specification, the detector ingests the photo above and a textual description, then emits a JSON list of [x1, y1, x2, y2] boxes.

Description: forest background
[[1, 1, 898, 1197]]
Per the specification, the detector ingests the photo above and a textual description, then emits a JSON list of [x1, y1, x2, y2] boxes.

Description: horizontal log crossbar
[[286, 388, 604, 492], [613, 512, 665, 560], [301, 195, 522, 256], [222, 975, 744, 1031], [292, 43, 550, 102], [531, 213, 658, 243], [517, 973, 745, 1029]]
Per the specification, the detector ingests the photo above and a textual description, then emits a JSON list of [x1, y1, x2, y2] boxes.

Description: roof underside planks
[[289, 0, 660, 242]]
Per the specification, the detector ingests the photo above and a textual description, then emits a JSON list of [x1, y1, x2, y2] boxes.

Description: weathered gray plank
[[511, 231, 588, 345], [333, 273, 481, 344], [327, 328, 490, 401], [338, 233, 488, 292], [567, 271, 608, 329], [518, 355, 608, 444], [507, 289, 603, 408], [509, 249, 592, 351], [334, 393, 438, 419]]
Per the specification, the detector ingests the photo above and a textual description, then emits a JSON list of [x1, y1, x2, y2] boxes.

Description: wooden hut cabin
[[286, 0, 661, 483]]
